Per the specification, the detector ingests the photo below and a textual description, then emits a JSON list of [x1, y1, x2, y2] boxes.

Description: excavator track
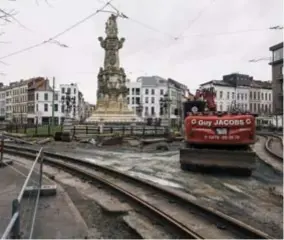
[[179, 143, 257, 176]]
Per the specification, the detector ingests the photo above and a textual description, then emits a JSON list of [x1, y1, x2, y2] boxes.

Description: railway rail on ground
[[3, 143, 272, 239], [259, 133, 283, 162]]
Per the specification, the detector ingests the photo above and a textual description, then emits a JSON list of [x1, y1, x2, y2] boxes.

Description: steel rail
[[262, 135, 283, 161], [4, 143, 271, 239]]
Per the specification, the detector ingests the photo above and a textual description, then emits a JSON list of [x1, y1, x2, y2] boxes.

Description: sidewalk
[[0, 158, 88, 239]]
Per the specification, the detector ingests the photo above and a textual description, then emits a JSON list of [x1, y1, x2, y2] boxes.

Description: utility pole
[[51, 77, 55, 127], [167, 80, 171, 130]]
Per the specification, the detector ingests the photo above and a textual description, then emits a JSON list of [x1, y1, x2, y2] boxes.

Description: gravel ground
[[61, 184, 141, 239], [270, 137, 283, 157]]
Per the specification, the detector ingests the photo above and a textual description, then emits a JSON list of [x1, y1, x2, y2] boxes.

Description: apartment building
[[126, 76, 188, 126], [249, 80, 272, 115], [0, 78, 87, 125], [60, 83, 85, 122], [0, 80, 30, 124], [27, 78, 63, 125], [125, 79, 142, 115], [0, 83, 6, 120], [269, 42, 283, 127], [200, 73, 272, 114]]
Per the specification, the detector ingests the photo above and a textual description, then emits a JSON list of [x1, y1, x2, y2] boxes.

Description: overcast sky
[[0, 0, 282, 103]]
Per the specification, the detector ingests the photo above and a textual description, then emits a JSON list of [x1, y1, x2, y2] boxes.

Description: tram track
[[3, 143, 271, 239], [260, 134, 283, 161]]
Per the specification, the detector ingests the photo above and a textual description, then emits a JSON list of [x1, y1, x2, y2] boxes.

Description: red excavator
[[180, 87, 257, 176]]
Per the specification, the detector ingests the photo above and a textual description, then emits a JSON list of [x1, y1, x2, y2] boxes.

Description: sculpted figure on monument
[[105, 14, 118, 38], [118, 38, 125, 49], [98, 37, 106, 49]]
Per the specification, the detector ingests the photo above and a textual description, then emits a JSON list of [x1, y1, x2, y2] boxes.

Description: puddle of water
[[127, 171, 184, 189]]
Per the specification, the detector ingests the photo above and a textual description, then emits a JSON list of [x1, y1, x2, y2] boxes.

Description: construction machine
[[180, 87, 257, 176]]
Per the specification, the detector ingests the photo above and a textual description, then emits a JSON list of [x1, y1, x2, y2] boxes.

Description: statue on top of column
[[105, 14, 118, 38]]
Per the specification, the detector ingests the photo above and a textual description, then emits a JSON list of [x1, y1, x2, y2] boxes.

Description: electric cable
[[0, 0, 113, 60]]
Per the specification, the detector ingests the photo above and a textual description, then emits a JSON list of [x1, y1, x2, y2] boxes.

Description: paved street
[[0, 159, 88, 239]]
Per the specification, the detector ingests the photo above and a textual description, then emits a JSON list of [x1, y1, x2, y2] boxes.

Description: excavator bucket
[[179, 147, 257, 176]]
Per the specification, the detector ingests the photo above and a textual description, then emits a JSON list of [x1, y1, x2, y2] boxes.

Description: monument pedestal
[[85, 97, 143, 125]]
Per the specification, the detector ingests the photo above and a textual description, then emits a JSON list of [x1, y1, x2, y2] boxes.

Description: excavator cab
[[183, 101, 206, 117]]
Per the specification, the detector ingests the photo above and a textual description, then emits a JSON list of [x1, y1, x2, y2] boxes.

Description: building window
[[250, 92, 252, 99], [257, 92, 260, 100], [127, 88, 129, 94], [67, 88, 71, 94], [261, 93, 264, 100], [253, 92, 256, 100], [244, 93, 247, 100], [132, 88, 135, 95], [74, 88, 76, 94], [145, 106, 149, 116], [36, 93, 38, 100], [237, 93, 240, 100], [151, 97, 155, 104], [132, 97, 135, 104], [227, 92, 230, 100], [160, 89, 164, 95], [44, 104, 48, 112], [272, 48, 283, 62], [219, 104, 223, 111], [265, 93, 267, 101], [241, 93, 244, 100], [136, 88, 140, 95], [61, 105, 65, 113], [54, 104, 58, 112], [232, 92, 235, 99], [268, 93, 271, 101], [145, 89, 149, 95], [145, 97, 149, 103], [136, 97, 140, 104], [36, 104, 38, 112], [151, 89, 155, 95], [151, 106, 155, 116], [219, 91, 223, 99], [127, 97, 129, 104], [54, 94, 58, 101], [44, 93, 48, 101], [61, 88, 65, 93]]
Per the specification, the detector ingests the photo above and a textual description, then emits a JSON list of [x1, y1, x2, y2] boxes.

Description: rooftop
[[200, 74, 272, 89], [269, 42, 283, 51]]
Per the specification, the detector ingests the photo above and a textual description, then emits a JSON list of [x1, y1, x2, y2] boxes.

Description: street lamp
[[159, 93, 172, 129]]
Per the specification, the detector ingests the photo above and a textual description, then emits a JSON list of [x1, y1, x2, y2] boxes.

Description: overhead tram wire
[[120, 0, 217, 61], [0, 0, 113, 60]]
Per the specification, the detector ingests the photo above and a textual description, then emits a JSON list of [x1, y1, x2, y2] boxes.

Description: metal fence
[[1, 148, 44, 239], [66, 125, 169, 137]]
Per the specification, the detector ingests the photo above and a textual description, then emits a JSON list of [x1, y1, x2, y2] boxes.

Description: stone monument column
[[85, 14, 143, 124]]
